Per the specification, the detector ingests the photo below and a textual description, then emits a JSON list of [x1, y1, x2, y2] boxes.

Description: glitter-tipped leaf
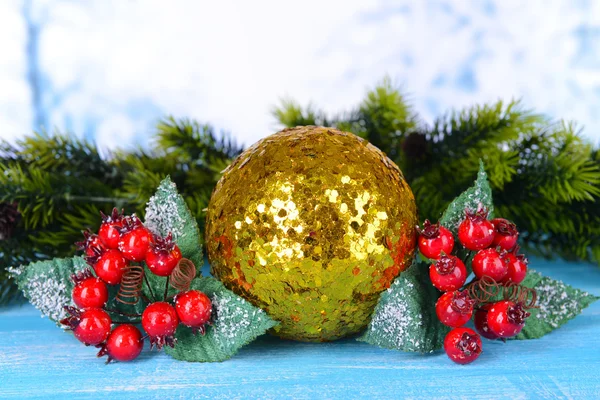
[[513, 269, 598, 339], [8, 257, 88, 324], [439, 160, 494, 232], [165, 276, 278, 362], [357, 261, 450, 353], [144, 176, 203, 267]]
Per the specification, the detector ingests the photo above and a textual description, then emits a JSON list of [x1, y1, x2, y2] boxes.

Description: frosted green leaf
[[8, 257, 88, 324], [165, 276, 278, 362], [141, 264, 180, 302], [105, 284, 146, 324], [514, 269, 598, 339], [439, 160, 494, 232], [357, 261, 449, 353], [144, 176, 203, 267]]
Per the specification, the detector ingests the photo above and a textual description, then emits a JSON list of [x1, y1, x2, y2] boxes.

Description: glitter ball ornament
[[206, 126, 418, 342]]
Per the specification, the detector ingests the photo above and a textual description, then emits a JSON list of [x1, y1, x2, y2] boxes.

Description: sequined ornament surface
[[206, 126, 418, 342]]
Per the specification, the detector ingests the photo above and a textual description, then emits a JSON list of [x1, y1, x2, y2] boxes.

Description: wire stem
[[164, 276, 170, 301], [144, 274, 157, 302]]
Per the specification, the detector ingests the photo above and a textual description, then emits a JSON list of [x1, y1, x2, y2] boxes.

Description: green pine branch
[[2, 79, 600, 306], [271, 82, 600, 265]]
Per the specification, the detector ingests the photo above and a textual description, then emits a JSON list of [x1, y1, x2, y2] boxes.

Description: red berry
[[94, 249, 128, 285], [61, 307, 112, 346], [444, 328, 482, 365], [474, 303, 499, 340], [72, 277, 108, 309], [100, 324, 144, 362], [491, 218, 519, 250], [435, 290, 476, 328], [175, 290, 212, 333], [118, 216, 152, 262], [76, 230, 106, 257], [472, 248, 508, 282], [418, 220, 455, 259], [145, 233, 182, 277], [142, 302, 179, 349], [502, 252, 528, 284], [487, 300, 530, 338], [98, 208, 125, 249], [429, 255, 467, 292], [458, 208, 495, 251]]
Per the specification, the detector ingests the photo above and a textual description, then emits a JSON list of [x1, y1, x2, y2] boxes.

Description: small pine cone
[[0, 202, 20, 241]]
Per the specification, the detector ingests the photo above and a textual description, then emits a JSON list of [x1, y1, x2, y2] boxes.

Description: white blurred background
[[1, 0, 599, 150]]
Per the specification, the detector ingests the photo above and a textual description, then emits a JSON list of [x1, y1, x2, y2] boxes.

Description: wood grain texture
[[1, 258, 599, 399]]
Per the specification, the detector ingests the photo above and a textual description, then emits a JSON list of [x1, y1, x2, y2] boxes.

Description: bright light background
[[1, 0, 599, 151]]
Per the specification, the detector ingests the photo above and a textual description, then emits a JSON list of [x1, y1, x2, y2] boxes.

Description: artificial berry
[[491, 218, 519, 250], [98, 324, 144, 363], [142, 302, 179, 349], [474, 303, 499, 340], [417, 220, 455, 259], [145, 233, 182, 277], [175, 290, 212, 334], [118, 216, 152, 262], [502, 251, 528, 284], [458, 207, 495, 251], [93, 249, 128, 285], [487, 300, 530, 338], [429, 255, 467, 292], [444, 327, 482, 365], [472, 248, 508, 282], [98, 208, 125, 249], [72, 276, 108, 309], [61, 307, 112, 346], [435, 290, 476, 328], [76, 230, 106, 257]]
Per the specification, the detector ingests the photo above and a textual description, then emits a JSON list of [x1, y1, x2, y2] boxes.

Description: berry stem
[[141, 293, 152, 304], [143, 273, 157, 302], [164, 276, 170, 301]]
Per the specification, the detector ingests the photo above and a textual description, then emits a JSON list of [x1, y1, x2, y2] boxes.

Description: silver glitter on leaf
[[439, 160, 494, 232], [514, 269, 598, 339], [8, 257, 88, 324], [357, 261, 449, 353], [165, 276, 278, 362], [145, 176, 203, 267]]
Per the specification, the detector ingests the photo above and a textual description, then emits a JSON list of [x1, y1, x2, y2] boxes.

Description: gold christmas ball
[[206, 126, 417, 342]]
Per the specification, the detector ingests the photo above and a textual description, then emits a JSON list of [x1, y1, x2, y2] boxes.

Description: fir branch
[[2, 81, 600, 307], [272, 87, 600, 266], [271, 98, 329, 127], [155, 117, 242, 165]]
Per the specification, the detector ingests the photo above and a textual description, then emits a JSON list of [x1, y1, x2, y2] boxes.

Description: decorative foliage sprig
[[361, 163, 598, 359], [9, 177, 276, 363]]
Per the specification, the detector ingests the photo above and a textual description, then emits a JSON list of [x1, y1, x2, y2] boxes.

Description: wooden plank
[[1, 258, 599, 399]]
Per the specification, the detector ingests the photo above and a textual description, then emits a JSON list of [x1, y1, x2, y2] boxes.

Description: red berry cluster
[[61, 208, 212, 363], [418, 207, 531, 365]]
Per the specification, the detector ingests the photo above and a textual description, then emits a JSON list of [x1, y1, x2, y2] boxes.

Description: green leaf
[[514, 269, 599, 339], [104, 284, 146, 324], [357, 261, 449, 353], [8, 257, 88, 323], [165, 276, 278, 362], [144, 176, 203, 267], [140, 264, 182, 303], [439, 160, 494, 232]]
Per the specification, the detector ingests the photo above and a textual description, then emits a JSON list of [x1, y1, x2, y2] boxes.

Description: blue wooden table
[[1, 258, 599, 399]]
